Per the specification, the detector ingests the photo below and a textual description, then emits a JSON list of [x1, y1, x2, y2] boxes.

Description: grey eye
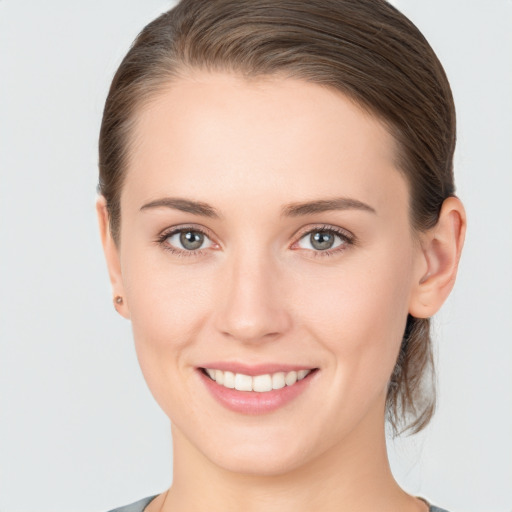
[[166, 230, 212, 251], [297, 230, 345, 251], [313, 231, 335, 250], [180, 230, 204, 250]]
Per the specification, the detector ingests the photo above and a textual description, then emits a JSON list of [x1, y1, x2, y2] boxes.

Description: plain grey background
[[0, 1, 511, 511]]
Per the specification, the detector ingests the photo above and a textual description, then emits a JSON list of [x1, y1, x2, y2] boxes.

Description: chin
[[191, 421, 326, 477], [208, 443, 311, 477]]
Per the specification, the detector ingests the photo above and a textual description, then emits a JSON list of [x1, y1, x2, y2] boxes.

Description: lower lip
[[198, 369, 317, 415]]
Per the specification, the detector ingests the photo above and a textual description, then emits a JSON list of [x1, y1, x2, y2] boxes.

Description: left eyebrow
[[281, 197, 376, 217], [139, 197, 222, 219]]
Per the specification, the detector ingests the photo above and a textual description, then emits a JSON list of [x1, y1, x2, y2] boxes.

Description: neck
[[162, 404, 425, 512]]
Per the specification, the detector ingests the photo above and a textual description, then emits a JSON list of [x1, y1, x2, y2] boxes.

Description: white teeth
[[223, 371, 235, 389], [204, 368, 313, 392], [235, 373, 253, 391], [297, 369, 309, 380], [285, 371, 297, 386], [253, 374, 273, 392], [272, 372, 286, 389]]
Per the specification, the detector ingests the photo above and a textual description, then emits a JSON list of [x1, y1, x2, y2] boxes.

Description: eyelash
[[156, 225, 215, 258], [156, 224, 355, 259], [293, 224, 355, 258]]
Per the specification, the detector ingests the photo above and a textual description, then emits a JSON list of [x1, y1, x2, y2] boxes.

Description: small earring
[[114, 295, 123, 306]]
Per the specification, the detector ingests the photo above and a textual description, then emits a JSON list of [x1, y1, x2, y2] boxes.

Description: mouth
[[200, 367, 316, 392], [197, 366, 319, 414]]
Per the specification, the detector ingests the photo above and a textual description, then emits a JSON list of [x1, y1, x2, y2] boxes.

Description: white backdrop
[[0, 1, 511, 511]]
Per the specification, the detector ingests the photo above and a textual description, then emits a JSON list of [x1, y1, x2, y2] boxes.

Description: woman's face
[[112, 72, 426, 475]]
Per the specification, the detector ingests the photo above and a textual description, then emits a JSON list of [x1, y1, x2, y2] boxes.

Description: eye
[[159, 227, 214, 254], [295, 226, 354, 255]]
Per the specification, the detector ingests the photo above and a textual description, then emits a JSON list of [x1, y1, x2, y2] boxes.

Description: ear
[[96, 196, 130, 319], [409, 196, 466, 318]]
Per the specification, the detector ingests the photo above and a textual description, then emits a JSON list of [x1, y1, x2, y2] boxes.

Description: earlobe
[[409, 196, 466, 318], [95, 196, 130, 319]]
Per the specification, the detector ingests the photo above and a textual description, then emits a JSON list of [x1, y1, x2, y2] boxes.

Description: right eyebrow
[[281, 197, 376, 217], [139, 197, 222, 219]]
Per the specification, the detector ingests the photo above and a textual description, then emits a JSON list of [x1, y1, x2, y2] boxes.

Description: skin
[[97, 71, 466, 512]]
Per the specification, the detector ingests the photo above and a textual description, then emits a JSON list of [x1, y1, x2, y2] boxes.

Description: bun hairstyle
[[98, 0, 457, 436]]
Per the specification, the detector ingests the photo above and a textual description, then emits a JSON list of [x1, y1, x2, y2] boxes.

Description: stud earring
[[114, 295, 123, 306]]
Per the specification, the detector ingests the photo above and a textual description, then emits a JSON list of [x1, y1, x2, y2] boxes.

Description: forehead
[[123, 71, 407, 217]]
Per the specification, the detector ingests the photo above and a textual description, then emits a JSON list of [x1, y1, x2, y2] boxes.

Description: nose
[[213, 252, 292, 344]]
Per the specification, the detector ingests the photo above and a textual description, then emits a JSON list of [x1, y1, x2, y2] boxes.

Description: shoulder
[[105, 495, 159, 512]]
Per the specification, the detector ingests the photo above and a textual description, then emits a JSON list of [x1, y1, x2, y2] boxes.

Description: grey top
[[106, 494, 450, 512], [107, 495, 158, 512]]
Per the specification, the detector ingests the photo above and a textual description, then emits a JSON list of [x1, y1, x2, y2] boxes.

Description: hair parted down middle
[[98, 0, 457, 436]]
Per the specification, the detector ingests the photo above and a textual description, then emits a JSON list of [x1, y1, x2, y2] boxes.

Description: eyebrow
[[139, 196, 376, 218], [280, 197, 376, 217], [140, 197, 222, 218]]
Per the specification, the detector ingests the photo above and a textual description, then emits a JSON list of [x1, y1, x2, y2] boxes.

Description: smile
[[202, 368, 313, 392], [198, 366, 318, 414]]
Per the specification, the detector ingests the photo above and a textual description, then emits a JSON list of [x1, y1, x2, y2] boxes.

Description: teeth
[[235, 373, 252, 392], [253, 374, 272, 392], [285, 371, 297, 386], [297, 369, 309, 380], [272, 372, 286, 390], [223, 371, 235, 389], [204, 368, 313, 392]]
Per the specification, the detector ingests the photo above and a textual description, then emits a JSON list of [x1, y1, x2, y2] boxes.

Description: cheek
[[121, 233, 211, 344], [295, 247, 414, 390], [129, 273, 204, 347], [119, 245, 214, 412]]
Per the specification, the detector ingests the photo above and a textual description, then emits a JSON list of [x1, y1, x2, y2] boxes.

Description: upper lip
[[198, 362, 317, 376]]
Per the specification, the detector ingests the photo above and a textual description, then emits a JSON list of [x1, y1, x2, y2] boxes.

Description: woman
[[96, 0, 466, 511]]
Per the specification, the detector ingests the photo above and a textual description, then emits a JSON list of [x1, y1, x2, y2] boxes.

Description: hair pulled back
[[98, 0, 457, 436]]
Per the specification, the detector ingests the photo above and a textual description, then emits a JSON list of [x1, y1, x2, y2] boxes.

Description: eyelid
[[156, 224, 219, 255], [157, 223, 216, 241], [292, 224, 355, 244], [290, 224, 356, 256]]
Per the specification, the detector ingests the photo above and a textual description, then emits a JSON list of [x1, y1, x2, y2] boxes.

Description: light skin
[[97, 71, 466, 512]]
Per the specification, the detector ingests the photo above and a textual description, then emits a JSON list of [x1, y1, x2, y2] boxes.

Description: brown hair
[[98, 0, 456, 436]]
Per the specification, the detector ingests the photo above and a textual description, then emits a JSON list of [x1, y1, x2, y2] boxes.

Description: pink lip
[[197, 366, 318, 415], [198, 361, 315, 376]]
